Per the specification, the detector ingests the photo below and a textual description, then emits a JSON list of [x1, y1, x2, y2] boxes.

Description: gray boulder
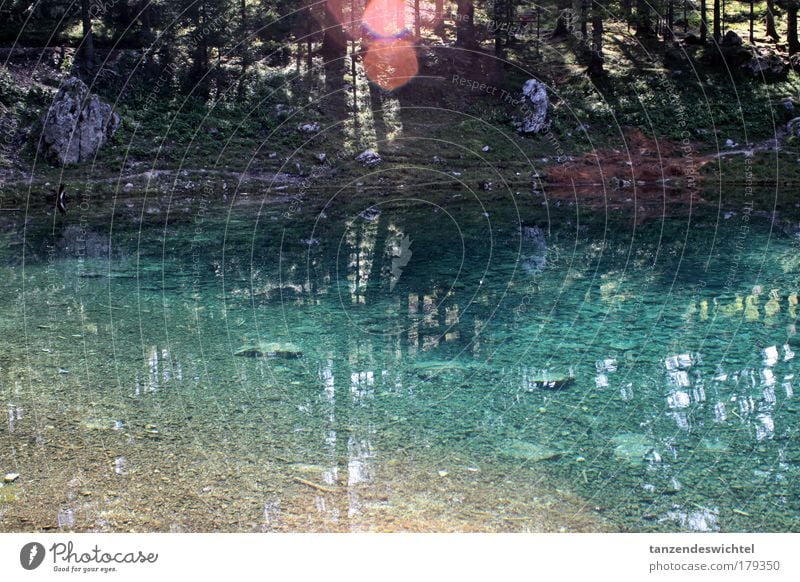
[[516, 79, 549, 134], [39, 77, 120, 166], [721, 30, 742, 47], [788, 116, 800, 137], [355, 149, 382, 166], [741, 53, 787, 79]]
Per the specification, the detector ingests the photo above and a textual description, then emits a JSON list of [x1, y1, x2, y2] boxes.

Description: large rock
[[741, 52, 787, 79], [611, 433, 656, 466], [500, 440, 566, 463], [234, 341, 303, 359], [39, 77, 120, 165], [516, 79, 549, 134], [721, 30, 742, 47], [787, 116, 800, 137]]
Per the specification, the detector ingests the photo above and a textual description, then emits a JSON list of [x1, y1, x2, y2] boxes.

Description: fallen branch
[[292, 476, 338, 494]]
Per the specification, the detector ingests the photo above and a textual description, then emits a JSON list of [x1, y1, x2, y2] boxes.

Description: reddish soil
[[543, 129, 710, 222]]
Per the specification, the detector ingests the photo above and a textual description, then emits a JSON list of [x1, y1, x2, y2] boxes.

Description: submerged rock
[[38, 77, 120, 166], [500, 440, 566, 463], [699, 437, 730, 453], [611, 433, 656, 466], [3, 472, 20, 483], [412, 360, 475, 379], [234, 341, 303, 359], [526, 372, 574, 390]]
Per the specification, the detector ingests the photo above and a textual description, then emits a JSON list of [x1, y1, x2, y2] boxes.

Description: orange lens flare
[[363, 38, 418, 91], [363, 0, 407, 38]]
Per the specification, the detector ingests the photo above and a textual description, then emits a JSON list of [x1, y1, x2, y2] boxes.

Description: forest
[[0, 1, 798, 202]]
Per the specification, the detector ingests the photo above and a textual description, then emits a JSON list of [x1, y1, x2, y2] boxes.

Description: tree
[[553, 0, 572, 37], [588, 9, 604, 77], [80, 0, 95, 69], [700, 0, 708, 42], [636, 0, 654, 36], [664, 0, 674, 41], [713, 0, 720, 42], [778, 0, 800, 53], [766, 0, 781, 41], [455, 0, 475, 47]]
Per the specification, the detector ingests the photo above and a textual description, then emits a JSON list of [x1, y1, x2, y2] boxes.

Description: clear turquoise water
[[1, 188, 800, 532]]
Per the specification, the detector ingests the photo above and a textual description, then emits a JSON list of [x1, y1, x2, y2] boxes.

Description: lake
[[1, 185, 799, 532]]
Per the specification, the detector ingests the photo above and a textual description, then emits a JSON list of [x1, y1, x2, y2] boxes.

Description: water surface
[[1, 187, 799, 532]]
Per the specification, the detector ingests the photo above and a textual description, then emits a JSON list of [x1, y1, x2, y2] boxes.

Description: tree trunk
[[766, 0, 780, 41], [588, 14, 604, 77], [455, 1, 475, 47], [713, 0, 720, 42], [320, 0, 347, 116], [580, 0, 588, 40], [665, 0, 674, 41], [700, 0, 708, 42], [553, 0, 571, 37], [414, 0, 420, 38], [140, 0, 154, 44], [789, 4, 800, 54], [240, 0, 250, 76], [494, 0, 504, 55], [80, 0, 94, 68], [636, 0, 653, 36], [749, 0, 754, 42], [622, 0, 632, 31]]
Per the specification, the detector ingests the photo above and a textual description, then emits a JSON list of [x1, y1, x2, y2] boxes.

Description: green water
[[1, 188, 800, 532]]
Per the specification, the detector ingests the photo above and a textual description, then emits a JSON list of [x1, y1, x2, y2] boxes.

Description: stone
[[38, 77, 120, 166], [500, 440, 566, 463], [234, 341, 303, 359], [3, 472, 20, 483], [721, 30, 742, 47], [516, 79, 549, 134], [699, 437, 730, 453], [525, 371, 574, 390], [123, 182, 134, 192], [481, 145, 491, 152], [787, 117, 800, 138], [297, 122, 320, 134], [316, 153, 327, 163], [355, 149, 382, 166], [611, 433, 656, 466], [741, 53, 787, 79], [275, 104, 294, 118]]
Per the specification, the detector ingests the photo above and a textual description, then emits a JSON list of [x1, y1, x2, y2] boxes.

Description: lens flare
[[363, 0, 407, 38], [363, 38, 418, 91]]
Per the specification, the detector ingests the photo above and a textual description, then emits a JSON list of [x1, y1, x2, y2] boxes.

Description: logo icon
[[20, 542, 46, 570], [390, 235, 413, 291]]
